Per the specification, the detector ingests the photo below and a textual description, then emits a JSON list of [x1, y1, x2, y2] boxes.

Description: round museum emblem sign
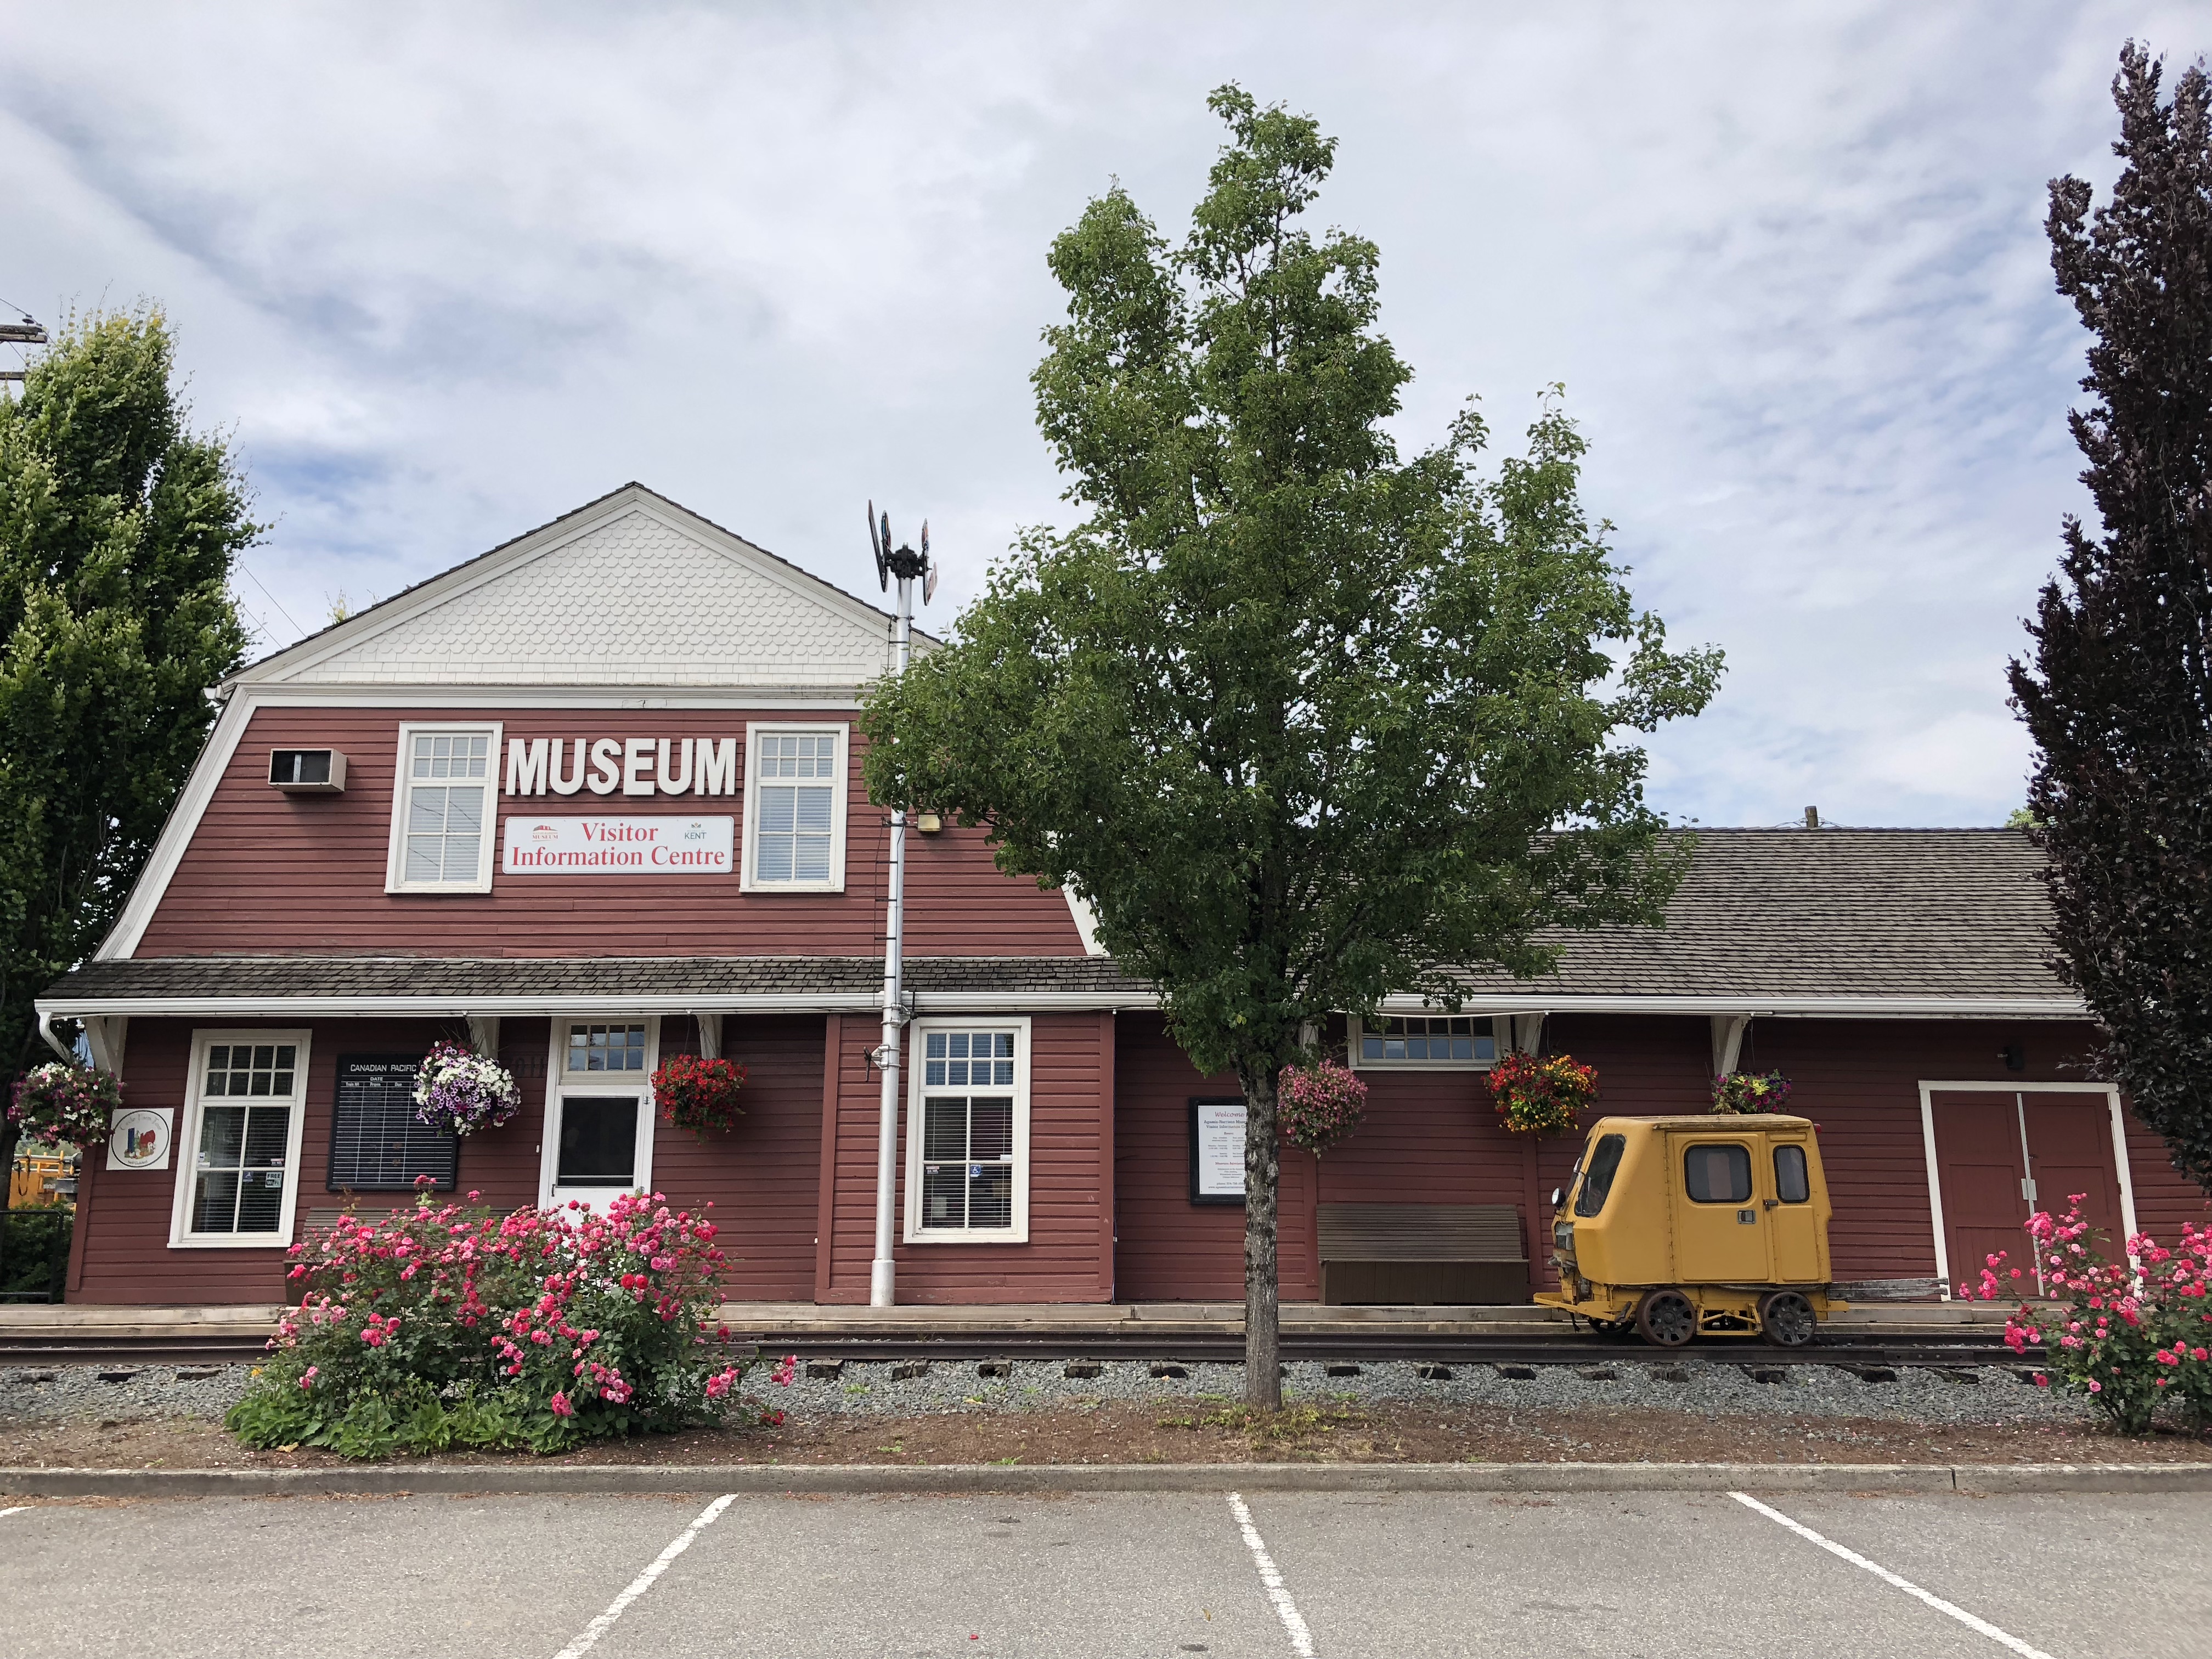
[[109, 1108, 171, 1169]]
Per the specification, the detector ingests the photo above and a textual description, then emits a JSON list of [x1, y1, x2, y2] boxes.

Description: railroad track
[[0, 1330, 2034, 1369]]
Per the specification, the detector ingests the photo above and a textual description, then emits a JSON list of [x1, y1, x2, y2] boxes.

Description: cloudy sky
[[5, 2, 2203, 827]]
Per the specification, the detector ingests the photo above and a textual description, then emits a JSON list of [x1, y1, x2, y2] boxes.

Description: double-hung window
[[741, 722, 847, 891], [904, 1019, 1029, 1243], [1351, 1014, 1499, 1069], [171, 1030, 312, 1247], [386, 723, 502, 893]]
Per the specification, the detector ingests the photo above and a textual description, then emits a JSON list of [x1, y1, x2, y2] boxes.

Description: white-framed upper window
[[169, 1029, 313, 1249], [1350, 1014, 1499, 1070], [740, 721, 848, 893], [385, 722, 503, 893], [904, 1018, 1030, 1244]]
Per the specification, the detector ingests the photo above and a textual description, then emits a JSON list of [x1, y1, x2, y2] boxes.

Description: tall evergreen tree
[[864, 88, 1719, 1404], [0, 307, 255, 1195], [2011, 46, 2212, 1190]]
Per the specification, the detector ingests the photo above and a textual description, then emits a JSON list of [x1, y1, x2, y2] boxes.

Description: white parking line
[[551, 1493, 737, 1659], [1729, 1492, 2059, 1659], [1226, 1492, 1317, 1658], [0, 1507, 27, 1520]]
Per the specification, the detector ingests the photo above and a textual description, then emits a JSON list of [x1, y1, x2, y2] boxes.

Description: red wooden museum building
[[35, 486, 2207, 1309]]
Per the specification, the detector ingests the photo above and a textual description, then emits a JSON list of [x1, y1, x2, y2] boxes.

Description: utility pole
[[0, 314, 48, 385], [866, 505, 935, 1308]]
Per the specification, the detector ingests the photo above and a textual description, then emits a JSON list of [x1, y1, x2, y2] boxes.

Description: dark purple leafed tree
[[2010, 44, 2212, 1192]]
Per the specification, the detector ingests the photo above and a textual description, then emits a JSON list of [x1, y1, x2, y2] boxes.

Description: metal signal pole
[[0, 314, 48, 385], [867, 507, 933, 1308]]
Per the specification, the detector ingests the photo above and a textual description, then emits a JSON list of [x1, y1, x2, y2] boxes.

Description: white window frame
[[385, 721, 504, 894], [1348, 1013, 1503, 1071], [739, 720, 848, 893], [168, 1028, 313, 1249], [538, 1015, 661, 1212], [903, 1015, 1031, 1244]]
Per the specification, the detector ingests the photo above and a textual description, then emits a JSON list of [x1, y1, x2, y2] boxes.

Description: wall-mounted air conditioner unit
[[269, 748, 348, 793]]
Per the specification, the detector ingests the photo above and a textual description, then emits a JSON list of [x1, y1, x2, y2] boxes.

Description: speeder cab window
[[1574, 1133, 1627, 1217], [1684, 1143, 1752, 1204]]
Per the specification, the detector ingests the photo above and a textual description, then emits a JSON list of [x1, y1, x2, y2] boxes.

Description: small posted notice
[[1193, 1098, 1248, 1202], [502, 815, 735, 874]]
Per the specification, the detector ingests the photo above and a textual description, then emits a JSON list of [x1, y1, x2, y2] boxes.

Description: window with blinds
[[906, 1024, 1028, 1242], [742, 724, 847, 890], [387, 724, 500, 893], [175, 1031, 312, 1247]]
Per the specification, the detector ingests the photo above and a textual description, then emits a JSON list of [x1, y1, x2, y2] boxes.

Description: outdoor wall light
[[914, 811, 943, 834]]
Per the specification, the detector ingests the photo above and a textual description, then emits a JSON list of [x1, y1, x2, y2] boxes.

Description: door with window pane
[[916, 1029, 1018, 1235], [188, 1041, 302, 1239], [543, 1020, 654, 1213]]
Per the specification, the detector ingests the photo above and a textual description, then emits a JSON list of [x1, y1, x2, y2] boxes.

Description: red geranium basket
[[653, 1054, 748, 1139]]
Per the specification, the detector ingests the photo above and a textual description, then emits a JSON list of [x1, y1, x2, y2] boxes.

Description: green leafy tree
[[2011, 46, 2212, 1191], [863, 88, 1719, 1404], [0, 307, 255, 1195]]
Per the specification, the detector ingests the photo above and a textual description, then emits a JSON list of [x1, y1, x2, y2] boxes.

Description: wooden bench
[[1317, 1203, 1530, 1305]]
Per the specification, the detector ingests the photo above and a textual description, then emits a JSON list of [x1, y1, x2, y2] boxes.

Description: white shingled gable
[[239, 487, 897, 690]]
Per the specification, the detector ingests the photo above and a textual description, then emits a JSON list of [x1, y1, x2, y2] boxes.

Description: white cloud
[[3, 0, 2202, 825]]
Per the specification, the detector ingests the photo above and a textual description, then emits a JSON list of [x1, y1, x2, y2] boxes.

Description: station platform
[[0, 1296, 2016, 1346]]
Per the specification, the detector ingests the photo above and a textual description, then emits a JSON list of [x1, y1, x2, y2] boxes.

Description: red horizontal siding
[[1111, 1014, 1321, 1304], [72, 1013, 825, 1306], [78, 1002, 2193, 1311], [2121, 1113, 2211, 1245], [134, 705, 1086, 958], [1548, 1013, 2126, 1284], [819, 1013, 1110, 1304]]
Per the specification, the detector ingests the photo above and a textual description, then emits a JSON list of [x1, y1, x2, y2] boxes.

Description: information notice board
[[328, 1054, 458, 1192], [1188, 1096, 1247, 1205]]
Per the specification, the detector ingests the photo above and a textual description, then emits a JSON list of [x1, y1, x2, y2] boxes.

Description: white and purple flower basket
[[413, 1041, 522, 1137]]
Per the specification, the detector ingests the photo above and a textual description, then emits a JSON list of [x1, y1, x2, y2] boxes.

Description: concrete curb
[[4, 1461, 2207, 1499]]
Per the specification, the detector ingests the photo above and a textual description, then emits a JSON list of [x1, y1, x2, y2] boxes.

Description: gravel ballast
[[1, 1365, 257, 1425], [770, 1356, 2092, 1429], [0, 1355, 2095, 1431]]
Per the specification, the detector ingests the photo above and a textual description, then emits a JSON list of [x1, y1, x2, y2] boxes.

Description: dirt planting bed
[[4, 1396, 2207, 1473]]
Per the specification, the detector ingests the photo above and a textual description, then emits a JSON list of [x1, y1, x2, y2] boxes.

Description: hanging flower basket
[[8, 1062, 122, 1150], [1485, 1052, 1597, 1137], [1278, 1059, 1367, 1156], [1711, 1069, 1792, 1115], [412, 1041, 521, 1136], [654, 1054, 747, 1138]]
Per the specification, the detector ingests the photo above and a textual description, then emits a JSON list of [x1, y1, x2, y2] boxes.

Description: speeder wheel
[[1759, 1290, 1816, 1347], [1635, 1289, 1698, 1348]]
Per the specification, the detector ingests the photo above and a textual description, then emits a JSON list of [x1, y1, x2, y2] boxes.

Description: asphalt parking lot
[[2, 1487, 2203, 1659]]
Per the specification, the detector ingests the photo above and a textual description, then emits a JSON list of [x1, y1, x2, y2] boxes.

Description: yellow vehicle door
[[1765, 1138, 1821, 1282], [1671, 1135, 1769, 1284]]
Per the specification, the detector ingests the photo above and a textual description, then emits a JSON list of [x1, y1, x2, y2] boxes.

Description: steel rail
[[0, 1331, 2036, 1368]]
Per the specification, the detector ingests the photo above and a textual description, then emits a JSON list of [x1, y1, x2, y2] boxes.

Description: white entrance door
[[540, 1018, 658, 1212]]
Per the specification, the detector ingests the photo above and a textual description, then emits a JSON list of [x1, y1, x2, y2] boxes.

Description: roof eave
[[39, 989, 2087, 1021]]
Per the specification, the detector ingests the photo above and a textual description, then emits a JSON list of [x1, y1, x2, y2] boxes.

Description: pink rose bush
[[1960, 1194, 2212, 1436], [225, 1180, 794, 1457]]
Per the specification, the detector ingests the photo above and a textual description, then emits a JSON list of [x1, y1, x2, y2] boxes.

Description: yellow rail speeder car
[[1532, 1114, 1847, 1346]]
